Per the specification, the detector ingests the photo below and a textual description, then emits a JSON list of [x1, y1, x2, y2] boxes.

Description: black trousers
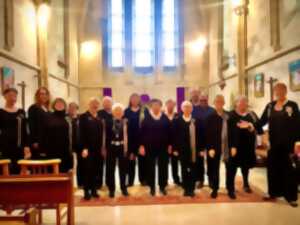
[[82, 151, 100, 193], [195, 155, 205, 182], [138, 155, 147, 184], [76, 152, 84, 187], [207, 156, 221, 191], [181, 160, 197, 193], [106, 146, 128, 192], [127, 157, 136, 186], [95, 155, 105, 189], [226, 160, 250, 193], [146, 150, 168, 190], [267, 147, 298, 202], [170, 155, 181, 183]]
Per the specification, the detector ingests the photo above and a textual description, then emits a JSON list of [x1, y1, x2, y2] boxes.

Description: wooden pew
[[0, 159, 11, 176], [0, 160, 74, 225]]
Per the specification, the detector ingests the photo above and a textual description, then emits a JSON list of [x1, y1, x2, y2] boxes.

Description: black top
[[98, 109, 113, 124], [106, 118, 126, 150], [140, 113, 171, 152], [43, 111, 71, 160], [205, 111, 229, 156], [165, 112, 179, 149], [28, 104, 50, 146], [79, 111, 104, 152], [173, 116, 204, 163], [0, 109, 28, 159], [71, 116, 81, 153], [259, 100, 300, 154], [228, 110, 261, 167], [124, 107, 141, 154]]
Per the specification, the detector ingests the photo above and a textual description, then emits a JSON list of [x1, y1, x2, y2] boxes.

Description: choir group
[[0, 82, 299, 207]]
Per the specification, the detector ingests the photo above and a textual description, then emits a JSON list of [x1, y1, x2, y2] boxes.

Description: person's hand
[[237, 120, 250, 129], [231, 147, 237, 157], [173, 151, 179, 157], [294, 142, 300, 157], [139, 146, 146, 156], [82, 149, 89, 158], [199, 151, 205, 157], [208, 149, 215, 158], [129, 153, 136, 161], [101, 148, 107, 159], [168, 145, 173, 155], [32, 143, 39, 149], [24, 147, 31, 159]]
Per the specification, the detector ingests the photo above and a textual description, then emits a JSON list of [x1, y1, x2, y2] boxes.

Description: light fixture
[[80, 41, 98, 58], [188, 36, 208, 56], [232, 0, 247, 16], [37, 3, 50, 29]]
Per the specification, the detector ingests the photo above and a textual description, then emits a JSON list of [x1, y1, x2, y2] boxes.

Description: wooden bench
[[0, 160, 74, 225]]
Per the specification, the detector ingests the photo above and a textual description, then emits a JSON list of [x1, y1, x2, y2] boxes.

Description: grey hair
[[181, 100, 193, 111]]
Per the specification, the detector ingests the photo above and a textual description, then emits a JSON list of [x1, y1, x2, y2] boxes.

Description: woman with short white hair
[[173, 100, 204, 197], [105, 103, 130, 198]]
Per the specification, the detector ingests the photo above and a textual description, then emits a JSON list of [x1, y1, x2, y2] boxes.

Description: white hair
[[214, 94, 225, 101], [102, 96, 113, 103], [234, 95, 248, 106], [89, 97, 100, 104], [112, 103, 125, 112], [181, 100, 193, 111]]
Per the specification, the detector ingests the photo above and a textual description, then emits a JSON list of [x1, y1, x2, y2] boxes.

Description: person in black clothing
[[68, 102, 83, 187], [164, 99, 181, 186], [139, 99, 171, 196], [43, 98, 73, 173], [28, 87, 51, 159], [173, 101, 204, 197], [0, 88, 30, 174], [97, 96, 113, 189], [205, 95, 229, 198], [227, 95, 262, 199], [124, 93, 142, 186], [259, 83, 300, 207], [80, 98, 104, 200], [105, 103, 129, 198]]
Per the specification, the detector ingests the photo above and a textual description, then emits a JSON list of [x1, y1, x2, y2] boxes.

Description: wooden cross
[[17, 81, 27, 110], [266, 77, 278, 101]]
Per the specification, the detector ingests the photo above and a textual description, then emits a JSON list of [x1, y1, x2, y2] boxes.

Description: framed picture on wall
[[254, 73, 264, 98], [1, 66, 15, 91], [289, 59, 300, 92]]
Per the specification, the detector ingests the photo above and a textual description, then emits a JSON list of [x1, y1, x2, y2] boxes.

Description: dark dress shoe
[[184, 191, 189, 197], [91, 191, 100, 198], [210, 190, 218, 199], [150, 188, 156, 196], [189, 192, 196, 198], [122, 189, 129, 197], [228, 191, 236, 200], [84, 193, 91, 201], [109, 191, 115, 198], [197, 181, 204, 189], [244, 186, 252, 193], [288, 201, 298, 208], [160, 188, 167, 196]]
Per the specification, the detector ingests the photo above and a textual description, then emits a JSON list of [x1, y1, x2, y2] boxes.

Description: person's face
[[103, 99, 112, 111], [54, 101, 65, 111], [274, 86, 287, 100], [89, 100, 100, 112], [190, 91, 200, 104], [4, 91, 17, 106], [199, 95, 208, 107], [38, 89, 49, 104], [151, 102, 162, 114], [130, 95, 140, 107], [214, 97, 225, 111], [182, 105, 193, 115], [68, 104, 78, 116], [236, 98, 248, 112], [113, 107, 124, 119], [166, 102, 175, 113]]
